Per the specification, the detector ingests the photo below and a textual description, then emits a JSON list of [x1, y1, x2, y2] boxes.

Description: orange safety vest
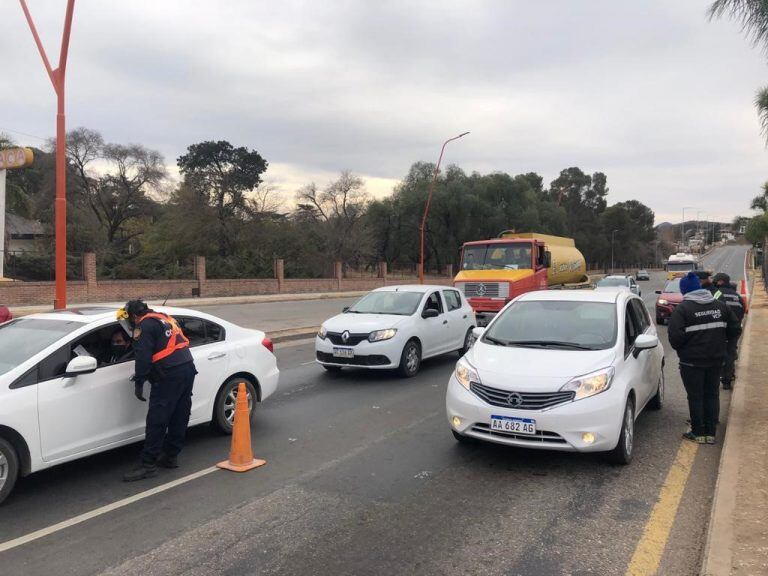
[[137, 312, 190, 363]]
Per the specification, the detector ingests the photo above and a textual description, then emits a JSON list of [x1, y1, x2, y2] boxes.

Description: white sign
[[0, 148, 33, 170]]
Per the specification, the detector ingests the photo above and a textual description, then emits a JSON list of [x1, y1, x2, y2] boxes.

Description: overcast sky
[[2, 0, 767, 223]]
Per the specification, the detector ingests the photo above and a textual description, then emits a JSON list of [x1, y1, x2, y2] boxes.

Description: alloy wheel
[[224, 385, 253, 425], [406, 345, 419, 373], [624, 403, 634, 457], [0, 452, 7, 493]]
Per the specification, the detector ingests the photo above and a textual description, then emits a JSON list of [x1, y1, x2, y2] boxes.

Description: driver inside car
[[102, 328, 133, 366]]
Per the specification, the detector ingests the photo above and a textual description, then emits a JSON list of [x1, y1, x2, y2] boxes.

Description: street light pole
[[419, 131, 469, 284], [19, 0, 76, 309], [681, 206, 695, 252]]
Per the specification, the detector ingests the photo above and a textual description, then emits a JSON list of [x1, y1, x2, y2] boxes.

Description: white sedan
[[316, 285, 476, 377], [446, 289, 664, 464], [0, 306, 279, 505]]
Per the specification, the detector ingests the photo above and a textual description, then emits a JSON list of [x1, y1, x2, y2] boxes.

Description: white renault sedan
[[0, 306, 279, 505], [446, 289, 663, 464], [316, 285, 476, 377]]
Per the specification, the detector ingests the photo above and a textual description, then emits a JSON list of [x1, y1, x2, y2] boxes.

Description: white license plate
[[333, 347, 354, 359], [490, 415, 536, 435]]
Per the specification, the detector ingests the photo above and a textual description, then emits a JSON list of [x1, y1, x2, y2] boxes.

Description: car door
[[175, 315, 229, 422], [630, 298, 658, 404], [418, 291, 450, 357], [623, 300, 652, 408], [442, 289, 470, 349], [37, 322, 146, 462]]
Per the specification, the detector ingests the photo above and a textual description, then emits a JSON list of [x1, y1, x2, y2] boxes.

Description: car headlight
[[560, 367, 615, 400], [318, 326, 327, 340], [657, 299, 669, 305], [455, 357, 480, 390], [368, 328, 397, 342]]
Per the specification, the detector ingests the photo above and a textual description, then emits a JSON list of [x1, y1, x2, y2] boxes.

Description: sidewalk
[[701, 276, 768, 575]]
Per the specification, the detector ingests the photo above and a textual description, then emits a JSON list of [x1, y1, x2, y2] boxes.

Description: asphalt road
[[0, 245, 749, 576]]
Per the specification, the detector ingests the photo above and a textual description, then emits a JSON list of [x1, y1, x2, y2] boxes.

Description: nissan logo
[[341, 330, 350, 344], [476, 283, 487, 297], [507, 392, 524, 407]]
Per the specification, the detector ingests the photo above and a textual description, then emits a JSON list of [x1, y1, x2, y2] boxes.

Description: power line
[[0, 127, 49, 142]]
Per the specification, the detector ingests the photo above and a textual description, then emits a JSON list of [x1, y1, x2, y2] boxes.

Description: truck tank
[[498, 232, 588, 285]]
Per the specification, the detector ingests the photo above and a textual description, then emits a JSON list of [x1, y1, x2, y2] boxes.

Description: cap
[[125, 299, 149, 317]]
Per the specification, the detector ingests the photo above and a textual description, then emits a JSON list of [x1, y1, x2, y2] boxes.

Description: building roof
[[5, 214, 46, 237]]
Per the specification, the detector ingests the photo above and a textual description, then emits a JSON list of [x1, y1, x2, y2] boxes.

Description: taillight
[[261, 337, 274, 354]]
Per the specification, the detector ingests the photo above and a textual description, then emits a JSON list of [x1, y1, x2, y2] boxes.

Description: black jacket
[[134, 314, 195, 386], [713, 284, 745, 322], [668, 289, 741, 367]]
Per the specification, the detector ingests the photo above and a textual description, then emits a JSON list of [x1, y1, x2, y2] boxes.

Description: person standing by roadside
[[712, 272, 745, 390], [668, 272, 741, 444]]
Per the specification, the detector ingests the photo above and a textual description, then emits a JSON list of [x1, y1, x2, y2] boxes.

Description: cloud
[[2, 0, 767, 223]]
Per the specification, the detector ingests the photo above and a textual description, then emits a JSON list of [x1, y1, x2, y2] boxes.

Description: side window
[[443, 290, 462, 312], [176, 317, 206, 347], [630, 299, 650, 333], [423, 292, 444, 314], [624, 306, 638, 356], [39, 345, 72, 381], [205, 320, 225, 342]]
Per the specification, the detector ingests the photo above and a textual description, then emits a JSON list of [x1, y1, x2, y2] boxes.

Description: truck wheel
[[0, 437, 20, 506]]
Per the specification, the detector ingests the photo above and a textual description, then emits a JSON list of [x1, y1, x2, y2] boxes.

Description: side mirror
[[422, 308, 440, 319], [342, 306, 350, 313], [633, 334, 659, 358], [65, 355, 98, 377]]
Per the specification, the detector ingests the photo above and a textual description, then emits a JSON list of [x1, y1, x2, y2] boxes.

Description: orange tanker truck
[[453, 231, 588, 325]]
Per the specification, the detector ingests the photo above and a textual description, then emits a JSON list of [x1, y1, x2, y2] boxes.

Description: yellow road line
[[625, 441, 699, 576]]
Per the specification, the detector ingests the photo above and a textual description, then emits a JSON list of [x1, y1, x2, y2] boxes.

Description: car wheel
[[459, 328, 475, 356], [656, 316, 665, 326], [398, 339, 421, 378], [452, 429, 476, 445], [0, 437, 20, 506], [214, 377, 257, 434], [607, 397, 635, 465], [322, 365, 342, 373], [648, 370, 664, 411]]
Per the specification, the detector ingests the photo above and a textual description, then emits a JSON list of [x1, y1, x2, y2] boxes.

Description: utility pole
[[611, 229, 618, 274]]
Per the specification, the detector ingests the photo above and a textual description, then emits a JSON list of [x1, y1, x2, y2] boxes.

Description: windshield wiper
[[483, 335, 510, 346], [506, 340, 596, 350]]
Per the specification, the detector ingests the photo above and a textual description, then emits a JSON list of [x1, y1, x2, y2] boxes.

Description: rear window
[[663, 279, 681, 293], [0, 318, 81, 377]]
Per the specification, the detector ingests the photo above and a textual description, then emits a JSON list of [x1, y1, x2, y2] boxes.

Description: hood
[[322, 313, 409, 333], [466, 340, 616, 392], [454, 269, 534, 282], [683, 289, 714, 304]]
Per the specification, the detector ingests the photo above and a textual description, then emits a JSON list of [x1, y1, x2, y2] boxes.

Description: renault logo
[[476, 283, 487, 297], [507, 392, 524, 407], [341, 330, 350, 344]]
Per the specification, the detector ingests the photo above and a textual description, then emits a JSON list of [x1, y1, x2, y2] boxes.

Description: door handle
[[463, 314, 468, 319], [208, 352, 227, 360], [443, 320, 448, 325]]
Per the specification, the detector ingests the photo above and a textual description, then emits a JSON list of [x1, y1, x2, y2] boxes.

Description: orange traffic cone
[[217, 382, 266, 472], [740, 278, 749, 315]]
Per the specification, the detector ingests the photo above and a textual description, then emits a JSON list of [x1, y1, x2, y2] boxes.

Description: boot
[[123, 462, 159, 482], [157, 454, 179, 469]]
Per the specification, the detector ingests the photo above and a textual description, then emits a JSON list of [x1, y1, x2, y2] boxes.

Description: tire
[[458, 328, 475, 357], [452, 429, 476, 445], [0, 437, 20, 506], [648, 370, 664, 411], [397, 339, 421, 378], [656, 316, 665, 326], [607, 397, 635, 465], [214, 377, 258, 434], [322, 365, 342, 373]]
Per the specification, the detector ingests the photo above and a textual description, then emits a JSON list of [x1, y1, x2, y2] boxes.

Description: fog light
[[582, 432, 595, 445], [452, 416, 461, 428]]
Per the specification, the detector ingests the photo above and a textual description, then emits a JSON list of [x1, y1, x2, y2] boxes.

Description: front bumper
[[445, 374, 624, 452], [315, 335, 400, 369], [655, 303, 676, 320]]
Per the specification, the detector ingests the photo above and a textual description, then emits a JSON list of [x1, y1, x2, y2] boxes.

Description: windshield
[[667, 262, 696, 272], [0, 318, 81, 377], [484, 300, 617, 350], [461, 243, 532, 271], [663, 279, 681, 293], [348, 291, 423, 315], [597, 277, 628, 287]]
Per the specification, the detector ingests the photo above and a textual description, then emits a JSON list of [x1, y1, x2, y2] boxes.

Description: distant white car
[[446, 289, 664, 464], [316, 285, 476, 377], [596, 274, 641, 297], [0, 306, 279, 505]]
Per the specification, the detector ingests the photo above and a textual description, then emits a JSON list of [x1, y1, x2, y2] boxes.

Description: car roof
[[17, 305, 209, 325], [517, 289, 630, 304], [601, 275, 630, 280], [373, 284, 453, 293]]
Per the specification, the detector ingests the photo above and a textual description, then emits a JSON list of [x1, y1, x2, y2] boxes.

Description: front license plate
[[490, 415, 536, 435], [333, 347, 354, 359]]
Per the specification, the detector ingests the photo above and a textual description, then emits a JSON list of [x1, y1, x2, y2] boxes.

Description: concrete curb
[[268, 326, 319, 344]]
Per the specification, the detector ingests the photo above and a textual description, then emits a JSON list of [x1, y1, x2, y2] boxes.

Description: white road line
[[300, 360, 317, 366], [0, 466, 219, 554]]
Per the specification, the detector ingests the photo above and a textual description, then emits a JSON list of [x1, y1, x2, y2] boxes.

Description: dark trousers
[[680, 363, 721, 436], [141, 362, 197, 464], [721, 342, 738, 384]]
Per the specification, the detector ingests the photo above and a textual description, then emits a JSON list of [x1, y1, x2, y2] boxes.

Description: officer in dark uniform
[[668, 272, 741, 444], [712, 273, 745, 389], [121, 300, 198, 481]]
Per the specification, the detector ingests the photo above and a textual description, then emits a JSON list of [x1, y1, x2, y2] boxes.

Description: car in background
[[595, 274, 641, 297], [636, 270, 650, 281], [316, 285, 476, 377], [0, 306, 279, 505], [654, 278, 683, 325], [446, 289, 664, 464], [0, 306, 11, 324]]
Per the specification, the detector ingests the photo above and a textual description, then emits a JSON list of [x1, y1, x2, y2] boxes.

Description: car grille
[[471, 423, 567, 444], [470, 382, 574, 410], [326, 332, 370, 346], [317, 351, 390, 366], [455, 282, 509, 299]]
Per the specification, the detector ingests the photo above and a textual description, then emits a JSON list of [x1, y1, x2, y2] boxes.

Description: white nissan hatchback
[[446, 289, 664, 464], [0, 306, 279, 505]]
